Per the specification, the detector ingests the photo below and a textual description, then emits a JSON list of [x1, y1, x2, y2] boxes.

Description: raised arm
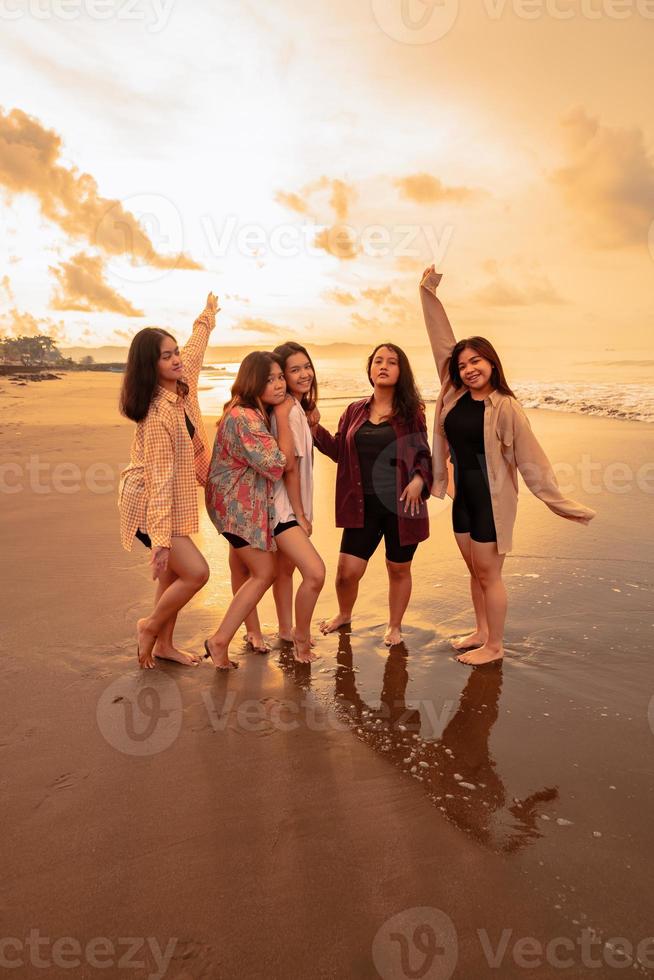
[[420, 265, 457, 384], [181, 292, 219, 391], [512, 402, 596, 524]]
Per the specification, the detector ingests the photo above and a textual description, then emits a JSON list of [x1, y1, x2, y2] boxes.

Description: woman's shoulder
[[494, 392, 529, 432], [145, 396, 176, 428], [289, 398, 309, 422], [227, 404, 265, 425]]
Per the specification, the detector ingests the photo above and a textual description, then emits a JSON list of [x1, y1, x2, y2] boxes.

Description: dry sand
[[1, 372, 653, 979]]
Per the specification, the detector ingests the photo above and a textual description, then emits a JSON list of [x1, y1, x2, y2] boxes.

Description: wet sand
[[1, 373, 653, 979]]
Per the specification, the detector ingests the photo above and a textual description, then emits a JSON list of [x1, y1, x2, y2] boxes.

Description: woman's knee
[[188, 561, 210, 590], [386, 560, 412, 581], [336, 564, 362, 589], [253, 560, 276, 590], [305, 560, 326, 592]]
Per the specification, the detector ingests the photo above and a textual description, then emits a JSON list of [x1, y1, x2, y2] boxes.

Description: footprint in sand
[[51, 771, 90, 791], [168, 940, 218, 979]]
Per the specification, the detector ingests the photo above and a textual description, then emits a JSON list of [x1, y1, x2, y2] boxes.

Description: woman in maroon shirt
[[310, 344, 433, 646]]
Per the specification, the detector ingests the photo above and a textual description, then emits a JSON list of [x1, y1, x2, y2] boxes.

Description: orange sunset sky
[[0, 0, 653, 368]]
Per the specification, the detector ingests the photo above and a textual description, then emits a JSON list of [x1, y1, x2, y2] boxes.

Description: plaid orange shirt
[[118, 307, 214, 551]]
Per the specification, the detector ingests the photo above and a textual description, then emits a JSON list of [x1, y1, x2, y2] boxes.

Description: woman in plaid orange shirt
[[119, 292, 218, 669]]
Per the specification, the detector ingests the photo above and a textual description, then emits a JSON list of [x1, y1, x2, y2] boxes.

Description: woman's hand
[[420, 264, 442, 289], [297, 514, 313, 537], [150, 546, 170, 580], [306, 407, 321, 429], [274, 394, 295, 419], [399, 475, 425, 516], [205, 292, 221, 316]]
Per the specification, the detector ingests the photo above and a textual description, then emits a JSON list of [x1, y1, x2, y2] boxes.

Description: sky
[[0, 0, 653, 373]]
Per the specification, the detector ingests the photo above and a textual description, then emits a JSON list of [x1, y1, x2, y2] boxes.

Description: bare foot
[[153, 643, 200, 667], [384, 626, 403, 647], [292, 628, 317, 664], [319, 613, 351, 635], [203, 638, 239, 670], [276, 630, 317, 647], [451, 631, 488, 652], [244, 632, 271, 655], [456, 644, 504, 666], [136, 617, 157, 670]]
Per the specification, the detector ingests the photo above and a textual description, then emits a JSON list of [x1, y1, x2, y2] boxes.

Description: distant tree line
[[0, 335, 73, 367]]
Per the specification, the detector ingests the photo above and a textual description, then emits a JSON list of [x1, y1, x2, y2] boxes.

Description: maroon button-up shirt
[[313, 396, 433, 546]]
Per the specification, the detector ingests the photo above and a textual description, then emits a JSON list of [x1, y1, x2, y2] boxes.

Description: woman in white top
[[270, 342, 325, 663]]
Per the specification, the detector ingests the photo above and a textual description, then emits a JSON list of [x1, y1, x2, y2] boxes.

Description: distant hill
[[62, 342, 431, 364]]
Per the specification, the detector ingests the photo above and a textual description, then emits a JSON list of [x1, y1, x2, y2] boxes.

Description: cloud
[[49, 252, 144, 317], [314, 225, 359, 260], [394, 173, 481, 205], [0, 307, 66, 340], [473, 273, 565, 307], [235, 317, 289, 339], [349, 286, 421, 338], [551, 108, 654, 248], [323, 288, 357, 305], [1, 275, 14, 301], [0, 107, 203, 270], [275, 191, 311, 215], [275, 175, 359, 260]]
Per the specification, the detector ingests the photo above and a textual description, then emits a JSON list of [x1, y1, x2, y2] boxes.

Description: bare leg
[[456, 540, 506, 666], [320, 553, 368, 634], [152, 568, 200, 666], [229, 546, 267, 651], [384, 558, 413, 646], [205, 547, 276, 669], [451, 531, 489, 651], [272, 551, 296, 642], [275, 526, 325, 662], [137, 537, 210, 669]]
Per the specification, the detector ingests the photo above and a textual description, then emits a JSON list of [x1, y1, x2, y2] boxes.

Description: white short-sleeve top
[[271, 399, 314, 524]]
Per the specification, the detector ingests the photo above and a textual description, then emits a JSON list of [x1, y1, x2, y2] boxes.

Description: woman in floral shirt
[[204, 352, 295, 669]]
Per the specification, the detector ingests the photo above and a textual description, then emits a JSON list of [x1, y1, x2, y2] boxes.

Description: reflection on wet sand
[[281, 632, 559, 853]]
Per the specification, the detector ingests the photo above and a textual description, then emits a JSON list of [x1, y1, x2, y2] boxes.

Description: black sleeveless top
[[444, 391, 485, 470]]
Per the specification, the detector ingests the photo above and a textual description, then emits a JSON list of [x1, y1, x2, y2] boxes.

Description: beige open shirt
[[420, 269, 596, 554]]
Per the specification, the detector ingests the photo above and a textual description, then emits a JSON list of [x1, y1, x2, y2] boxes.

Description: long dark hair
[[120, 327, 187, 422], [366, 342, 425, 424], [219, 351, 283, 431], [449, 337, 515, 397], [273, 341, 318, 413]]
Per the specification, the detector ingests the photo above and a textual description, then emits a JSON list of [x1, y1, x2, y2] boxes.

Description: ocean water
[[198, 359, 654, 424]]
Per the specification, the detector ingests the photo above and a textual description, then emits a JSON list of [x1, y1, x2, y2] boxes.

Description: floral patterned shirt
[[205, 405, 286, 551]]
